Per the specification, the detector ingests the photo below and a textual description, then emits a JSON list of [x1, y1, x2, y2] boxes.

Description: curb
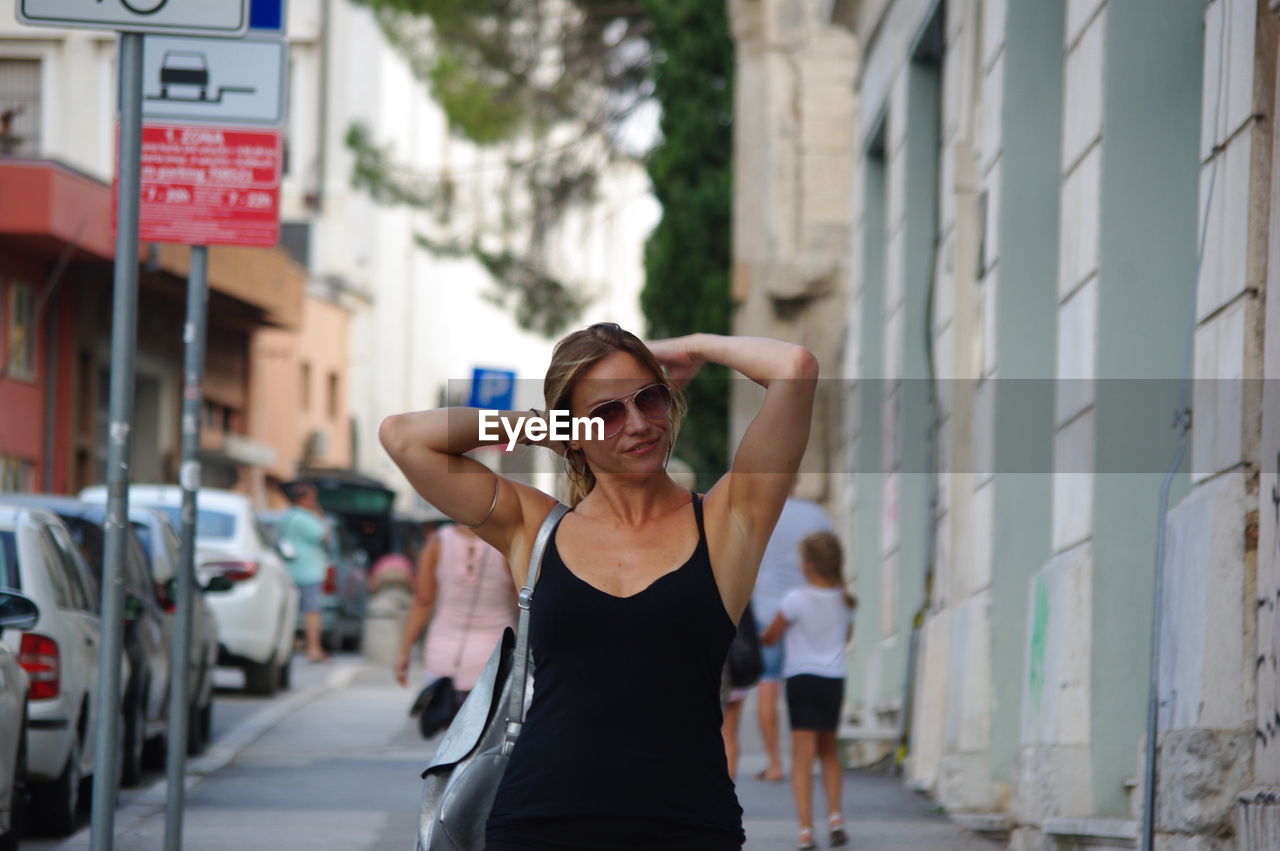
[[55, 660, 364, 849]]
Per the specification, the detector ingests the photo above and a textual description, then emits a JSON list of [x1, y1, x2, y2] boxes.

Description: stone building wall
[[728, 0, 856, 507], [814, 0, 1277, 849]]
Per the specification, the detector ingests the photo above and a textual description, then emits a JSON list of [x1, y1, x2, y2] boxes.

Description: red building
[[0, 157, 303, 495]]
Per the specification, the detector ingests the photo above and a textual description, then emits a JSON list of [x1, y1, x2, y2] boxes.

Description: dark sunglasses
[[587, 383, 673, 439]]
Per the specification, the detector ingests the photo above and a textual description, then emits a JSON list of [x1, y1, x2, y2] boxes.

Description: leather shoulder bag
[[416, 501, 570, 851]]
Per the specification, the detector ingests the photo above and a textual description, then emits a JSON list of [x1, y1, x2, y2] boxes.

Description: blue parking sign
[[250, 0, 286, 33], [468, 368, 517, 410]]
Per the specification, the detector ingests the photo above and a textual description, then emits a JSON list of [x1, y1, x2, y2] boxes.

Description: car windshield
[[0, 531, 17, 590], [152, 507, 237, 540]]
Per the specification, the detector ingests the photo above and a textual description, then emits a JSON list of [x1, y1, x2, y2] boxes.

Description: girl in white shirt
[[761, 531, 854, 850]]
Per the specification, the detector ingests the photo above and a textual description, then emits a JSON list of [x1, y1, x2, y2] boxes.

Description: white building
[[282, 0, 657, 511]]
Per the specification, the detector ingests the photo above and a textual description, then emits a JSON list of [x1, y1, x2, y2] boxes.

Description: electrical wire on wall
[[1139, 5, 1228, 850]]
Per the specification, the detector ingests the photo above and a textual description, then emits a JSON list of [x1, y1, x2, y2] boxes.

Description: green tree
[[640, 0, 733, 485], [352, 0, 732, 481]]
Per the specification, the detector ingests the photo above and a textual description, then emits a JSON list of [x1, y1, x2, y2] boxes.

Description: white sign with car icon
[[142, 36, 286, 126]]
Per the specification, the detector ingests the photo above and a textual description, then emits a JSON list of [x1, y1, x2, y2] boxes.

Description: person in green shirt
[[279, 483, 330, 662]]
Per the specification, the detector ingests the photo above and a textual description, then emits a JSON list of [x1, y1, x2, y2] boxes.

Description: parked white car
[[80, 486, 298, 696], [0, 589, 39, 851], [0, 506, 116, 836], [130, 507, 220, 752]]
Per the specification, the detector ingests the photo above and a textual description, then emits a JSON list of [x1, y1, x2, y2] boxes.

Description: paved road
[[29, 653, 998, 850]]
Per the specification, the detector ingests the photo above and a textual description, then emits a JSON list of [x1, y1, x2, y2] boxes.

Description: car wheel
[[0, 722, 26, 851], [277, 653, 292, 691], [187, 691, 211, 756], [121, 688, 145, 787], [142, 725, 166, 772], [31, 732, 79, 836], [186, 675, 208, 757], [244, 656, 279, 696]]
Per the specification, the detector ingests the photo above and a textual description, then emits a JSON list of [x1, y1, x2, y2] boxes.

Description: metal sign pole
[[164, 244, 208, 851], [91, 30, 145, 851]]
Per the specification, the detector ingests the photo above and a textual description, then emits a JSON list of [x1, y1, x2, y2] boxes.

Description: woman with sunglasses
[[379, 322, 817, 850]]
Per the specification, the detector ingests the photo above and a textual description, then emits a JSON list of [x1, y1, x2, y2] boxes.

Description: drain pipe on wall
[[896, 224, 943, 773], [311, 0, 331, 211], [1139, 12, 1225, 849]]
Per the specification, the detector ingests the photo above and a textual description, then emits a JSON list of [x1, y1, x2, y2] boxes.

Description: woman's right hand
[[645, 335, 708, 390], [393, 650, 410, 687]]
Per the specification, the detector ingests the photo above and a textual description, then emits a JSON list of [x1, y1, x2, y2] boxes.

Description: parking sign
[[17, 0, 249, 36], [468, 368, 518, 411]]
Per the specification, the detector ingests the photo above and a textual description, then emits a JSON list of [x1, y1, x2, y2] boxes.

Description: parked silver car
[[1, 494, 168, 787], [0, 589, 39, 851], [0, 506, 116, 836]]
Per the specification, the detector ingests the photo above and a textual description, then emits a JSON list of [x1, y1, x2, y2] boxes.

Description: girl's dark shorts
[[785, 674, 844, 731]]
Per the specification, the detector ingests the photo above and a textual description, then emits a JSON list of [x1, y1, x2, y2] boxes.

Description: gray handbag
[[415, 502, 570, 850]]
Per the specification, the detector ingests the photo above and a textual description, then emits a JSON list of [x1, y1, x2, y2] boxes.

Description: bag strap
[[503, 501, 569, 755]]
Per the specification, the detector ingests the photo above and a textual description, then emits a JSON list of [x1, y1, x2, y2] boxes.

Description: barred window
[[0, 456, 33, 492], [0, 58, 42, 157], [6, 282, 36, 380]]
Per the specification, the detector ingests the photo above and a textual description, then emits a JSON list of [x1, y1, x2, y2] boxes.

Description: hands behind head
[[645, 335, 705, 390]]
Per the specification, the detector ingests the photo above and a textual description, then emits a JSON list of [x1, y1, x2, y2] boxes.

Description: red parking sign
[[124, 123, 283, 247]]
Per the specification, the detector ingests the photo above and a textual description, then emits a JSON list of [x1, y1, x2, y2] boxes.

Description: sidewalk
[[58, 658, 996, 850], [732, 688, 998, 850]]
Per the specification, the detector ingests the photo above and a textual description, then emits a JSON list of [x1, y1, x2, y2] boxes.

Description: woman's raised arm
[[378, 407, 553, 560], [649, 332, 818, 522], [648, 333, 818, 618]]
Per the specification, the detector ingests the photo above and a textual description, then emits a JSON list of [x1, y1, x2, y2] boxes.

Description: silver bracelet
[[464, 478, 501, 529]]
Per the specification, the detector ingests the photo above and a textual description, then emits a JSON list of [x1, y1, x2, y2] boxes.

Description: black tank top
[[485, 493, 745, 850]]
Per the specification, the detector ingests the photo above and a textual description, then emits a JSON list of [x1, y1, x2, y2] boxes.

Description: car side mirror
[[0, 590, 40, 632], [203, 575, 234, 593]]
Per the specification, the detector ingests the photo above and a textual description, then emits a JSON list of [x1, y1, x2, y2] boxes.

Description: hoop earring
[[562, 449, 585, 480]]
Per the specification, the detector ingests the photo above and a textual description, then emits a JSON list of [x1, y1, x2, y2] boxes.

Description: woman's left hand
[[646, 334, 707, 389]]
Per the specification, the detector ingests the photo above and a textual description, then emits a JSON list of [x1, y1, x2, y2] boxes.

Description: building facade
[[729, 0, 857, 504], [0, 0, 658, 511], [0, 2, 314, 499], [0, 162, 304, 500], [280, 0, 658, 513], [250, 284, 356, 508], [735, 0, 1280, 846]]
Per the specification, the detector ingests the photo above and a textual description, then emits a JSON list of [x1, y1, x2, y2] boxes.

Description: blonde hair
[[545, 322, 685, 505], [800, 531, 856, 609]]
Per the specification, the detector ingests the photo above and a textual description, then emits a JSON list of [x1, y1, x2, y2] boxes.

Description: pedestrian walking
[[761, 531, 855, 850], [392, 521, 516, 721], [752, 495, 834, 782], [379, 322, 818, 849], [278, 482, 331, 663]]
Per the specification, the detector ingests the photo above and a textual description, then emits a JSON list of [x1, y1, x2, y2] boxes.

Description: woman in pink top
[[393, 523, 516, 695]]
